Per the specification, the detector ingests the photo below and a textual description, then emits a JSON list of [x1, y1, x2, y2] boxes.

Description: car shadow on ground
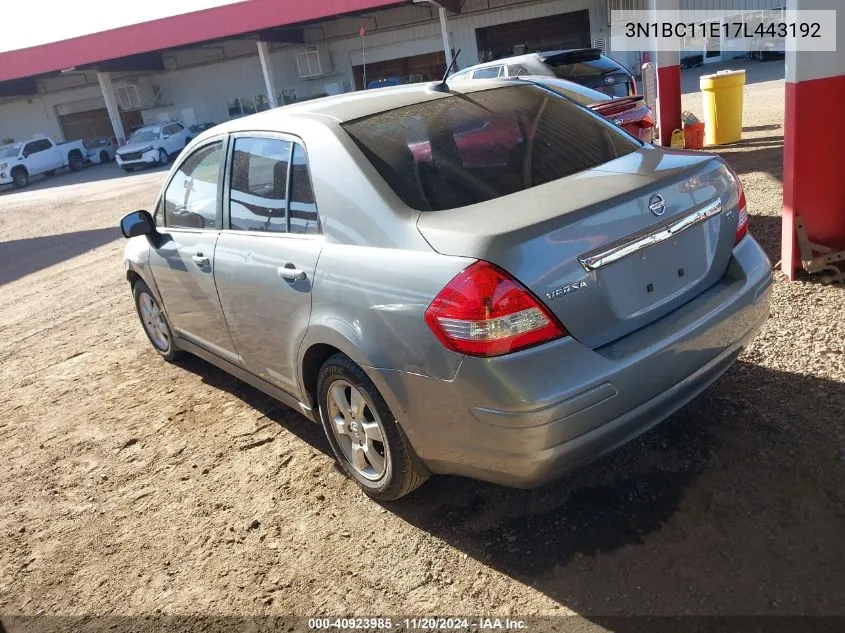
[[0, 227, 120, 287], [176, 349, 845, 617]]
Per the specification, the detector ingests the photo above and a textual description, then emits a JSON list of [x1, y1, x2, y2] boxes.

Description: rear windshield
[[548, 55, 622, 77], [342, 85, 639, 211]]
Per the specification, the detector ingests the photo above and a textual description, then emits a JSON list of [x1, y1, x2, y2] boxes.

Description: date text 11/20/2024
[[308, 618, 528, 630]]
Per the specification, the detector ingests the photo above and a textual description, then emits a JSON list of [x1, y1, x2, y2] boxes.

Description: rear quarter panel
[[303, 244, 471, 382]]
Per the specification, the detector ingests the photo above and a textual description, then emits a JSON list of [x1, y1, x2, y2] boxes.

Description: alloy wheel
[[325, 380, 388, 481], [138, 292, 169, 351]]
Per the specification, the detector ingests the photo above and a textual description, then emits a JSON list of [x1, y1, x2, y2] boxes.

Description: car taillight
[[425, 261, 567, 358], [734, 184, 749, 245]]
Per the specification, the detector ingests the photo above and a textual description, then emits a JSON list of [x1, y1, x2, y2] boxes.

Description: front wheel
[[133, 280, 180, 362], [317, 353, 428, 500], [157, 148, 168, 165], [11, 169, 29, 188], [100, 151, 110, 163]]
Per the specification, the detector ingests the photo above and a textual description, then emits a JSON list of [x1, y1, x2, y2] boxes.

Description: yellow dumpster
[[700, 69, 745, 145]]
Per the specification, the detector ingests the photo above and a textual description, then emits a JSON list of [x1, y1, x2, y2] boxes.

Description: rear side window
[[472, 66, 503, 79], [229, 137, 291, 233], [343, 85, 639, 211], [289, 144, 320, 235], [164, 142, 222, 229]]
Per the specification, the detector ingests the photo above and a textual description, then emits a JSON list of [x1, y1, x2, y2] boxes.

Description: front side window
[[229, 137, 291, 233], [289, 144, 320, 235], [163, 142, 223, 229], [343, 85, 640, 212], [25, 139, 51, 155], [508, 65, 530, 77]]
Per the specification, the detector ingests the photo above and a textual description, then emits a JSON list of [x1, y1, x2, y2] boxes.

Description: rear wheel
[[132, 280, 180, 362], [68, 151, 84, 172], [317, 353, 428, 500], [157, 148, 168, 165], [11, 168, 29, 188]]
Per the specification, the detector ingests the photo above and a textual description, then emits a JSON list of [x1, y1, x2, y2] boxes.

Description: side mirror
[[120, 209, 156, 238]]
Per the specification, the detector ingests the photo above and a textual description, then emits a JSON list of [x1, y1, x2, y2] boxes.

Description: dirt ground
[[1, 61, 843, 625]]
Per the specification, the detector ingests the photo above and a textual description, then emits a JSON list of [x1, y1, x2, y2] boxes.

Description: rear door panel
[[214, 235, 322, 395]]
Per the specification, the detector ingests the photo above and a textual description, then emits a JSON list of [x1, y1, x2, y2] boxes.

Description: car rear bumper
[[373, 235, 773, 488]]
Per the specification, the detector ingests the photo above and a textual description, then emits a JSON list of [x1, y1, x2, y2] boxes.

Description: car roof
[[455, 48, 618, 75], [205, 79, 527, 136]]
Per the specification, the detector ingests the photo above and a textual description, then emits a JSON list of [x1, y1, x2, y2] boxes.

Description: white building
[[0, 0, 783, 145]]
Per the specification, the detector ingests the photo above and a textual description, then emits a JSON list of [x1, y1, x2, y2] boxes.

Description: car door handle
[[277, 266, 306, 281], [192, 253, 210, 266]]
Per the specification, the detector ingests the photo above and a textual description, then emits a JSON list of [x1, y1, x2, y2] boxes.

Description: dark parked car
[[450, 49, 637, 97]]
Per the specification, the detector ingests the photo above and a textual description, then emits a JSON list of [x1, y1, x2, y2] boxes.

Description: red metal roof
[[0, 0, 403, 82]]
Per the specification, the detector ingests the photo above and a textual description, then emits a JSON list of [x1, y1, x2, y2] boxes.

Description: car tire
[[11, 168, 29, 188], [68, 152, 84, 172], [100, 151, 110, 163], [132, 280, 180, 362], [317, 353, 428, 500], [157, 148, 168, 166]]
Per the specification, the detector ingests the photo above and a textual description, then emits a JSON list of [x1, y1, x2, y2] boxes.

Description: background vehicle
[[189, 122, 218, 135], [524, 76, 654, 142], [116, 122, 192, 171], [450, 49, 637, 97], [86, 136, 118, 164], [120, 80, 771, 501], [0, 136, 87, 188]]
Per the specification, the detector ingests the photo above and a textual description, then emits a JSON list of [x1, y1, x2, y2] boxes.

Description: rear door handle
[[192, 253, 210, 266], [277, 266, 306, 281]]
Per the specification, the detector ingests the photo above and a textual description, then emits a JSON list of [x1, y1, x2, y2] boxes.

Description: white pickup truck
[[0, 136, 88, 188]]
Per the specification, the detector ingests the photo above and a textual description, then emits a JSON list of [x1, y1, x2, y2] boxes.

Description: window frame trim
[[155, 133, 229, 233], [221, 130, 322, 240]]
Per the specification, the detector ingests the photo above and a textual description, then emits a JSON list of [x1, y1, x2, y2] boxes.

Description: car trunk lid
[[416, 148, 743, 349]]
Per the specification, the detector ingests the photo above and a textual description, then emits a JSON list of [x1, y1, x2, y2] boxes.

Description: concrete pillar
[[438, 7, 453, 67], [97, 72, 127, 146], [257, 40, 279, 109], [648, 0, 681, 146], [782, 1, 845, 278]]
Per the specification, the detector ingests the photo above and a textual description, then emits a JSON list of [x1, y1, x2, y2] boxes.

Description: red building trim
[[656, 64, 681, 147], [0, 0, 403, 82], [782, 74, 845, 278]]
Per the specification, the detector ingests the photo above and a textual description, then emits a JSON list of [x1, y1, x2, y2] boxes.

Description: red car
[[405, 76, 654, 170], [526, 75, 655, 142]]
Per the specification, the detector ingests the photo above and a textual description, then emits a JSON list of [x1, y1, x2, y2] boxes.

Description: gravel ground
[[1, 65, 843, 624]]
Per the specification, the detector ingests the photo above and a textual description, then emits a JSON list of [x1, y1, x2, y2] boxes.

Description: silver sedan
[[120, 79, 772, 500]]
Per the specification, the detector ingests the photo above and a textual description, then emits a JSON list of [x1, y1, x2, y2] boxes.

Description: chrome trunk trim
[[579, 198, 723, 272]]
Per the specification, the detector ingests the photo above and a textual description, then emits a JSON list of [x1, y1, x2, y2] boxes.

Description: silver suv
[[121, 79, 772, 500]]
